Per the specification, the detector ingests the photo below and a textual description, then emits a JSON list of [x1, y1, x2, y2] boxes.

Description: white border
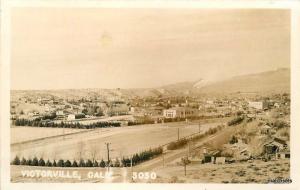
[[1, 1, 300, 190]]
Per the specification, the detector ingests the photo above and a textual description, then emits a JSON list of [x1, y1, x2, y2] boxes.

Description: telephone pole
[[177, 128, 180, 141], [105, 142, 111, 171], [198, 123, 201, 133]]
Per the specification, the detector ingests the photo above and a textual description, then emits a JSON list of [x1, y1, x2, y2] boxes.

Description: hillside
[[198, 68, 290, 94]]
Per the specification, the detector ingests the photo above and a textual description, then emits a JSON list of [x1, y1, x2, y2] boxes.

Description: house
[[277, 149, 290, 159], [263, 138, 288, 159], [248, 101, 269, 110], [163, 107, 198, 119], [260, 124, 272, 135], [67, 114, 76, 121], [215, 157, 226, 164], [56, 110, 66, 120], [202, 150, 221, 164]]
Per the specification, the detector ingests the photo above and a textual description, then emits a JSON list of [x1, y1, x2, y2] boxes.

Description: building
[[67, 114, 76, 121], [56, 110, 65, 120], [248, 101, 269, 110], [260, 124, 272, 135], [163, 107, 198, 118]]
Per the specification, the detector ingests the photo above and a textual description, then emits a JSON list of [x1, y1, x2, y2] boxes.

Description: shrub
[[99, 159, 106, 168], [79, 159, 85, 167], [57, 159, 64, 167], [20, 157, 27, 165], [12, 156, 20, 165], [64, 160, 72, 167], [38, 158, 46, 166], [26, 159, 32, 166], [32, 157, 39, 166], [86, 159, 93, 167], [93, 160, 99, 167], [72, 160, 78, 167], [228, 116, 244, 126], [45, 160, 52, 167], [114, 158, 120, 167], [167, 138, 188, 150]]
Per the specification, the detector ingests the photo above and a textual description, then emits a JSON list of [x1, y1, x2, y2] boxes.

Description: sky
[[11, 8, 290, 90]]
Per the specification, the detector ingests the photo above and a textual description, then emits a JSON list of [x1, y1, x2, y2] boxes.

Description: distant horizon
[[11, 8, 290, 90], [11, 67, 290, 91]]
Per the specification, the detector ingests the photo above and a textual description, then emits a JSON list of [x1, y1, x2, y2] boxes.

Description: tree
[[93, 160, 99, 167], [229, 135, 238, 144], [99, 159, 106, 168], [79, 159, 85, 167], [32, 157, 39, 166], [45, 160, 52, 167], [52, 160, 57, 167], [72, 160, 78, 167], [65, 160, 72, 167], [26, 158, 32, 166], [86, 159, 93, 167], [114, 158, 120, 167], [38, 158, 46, 166], [12, 156, 20, 165], [181, 157, 191, 176], [57, 159, 64, 167], [20, 157, 27, 165]]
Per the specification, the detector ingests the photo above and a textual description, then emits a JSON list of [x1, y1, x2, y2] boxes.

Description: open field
[[11, 119, 228, 161], [11, 126, 89, 144], [152, 159, 290, 183]]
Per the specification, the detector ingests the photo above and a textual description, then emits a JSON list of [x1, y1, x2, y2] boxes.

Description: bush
[[229, 135, 238, 144], [86, 159, 93, 167], [72, 160, 78, 167], [20, 157, 27, 165], [114, 158, 120, 167], [57, 159, 64, 167], [45, 160, 52, 167], [79, 159, 85, 167], [65, 160, 72, 167], [228, 116, 244, 126], [12, 156, 20, 165], [32, 157, 39, 166], [38, 158, 46, 166], [167, 138, 188, 150], [99, 159, 106, 168], [26, 159, 32, 166], [93, 160, 99, 167]]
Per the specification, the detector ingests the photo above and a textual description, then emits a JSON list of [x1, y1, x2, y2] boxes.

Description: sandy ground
[[11, 126, 88, 144], [152, 159, 290, 183], [11, 120, 226, 161]]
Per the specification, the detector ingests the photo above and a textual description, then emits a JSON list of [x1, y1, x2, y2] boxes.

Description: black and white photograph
[[1, 1, 300, 189]]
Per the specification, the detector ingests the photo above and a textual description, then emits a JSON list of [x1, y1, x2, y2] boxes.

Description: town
[[10, 87, 291, 183]]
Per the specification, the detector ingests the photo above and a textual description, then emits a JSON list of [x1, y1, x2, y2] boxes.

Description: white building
[[248, 101, 268, 110], [67, 114, 76, 121], [163, 107, 198, 118]]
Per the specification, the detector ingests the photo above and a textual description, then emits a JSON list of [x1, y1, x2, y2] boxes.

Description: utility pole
[[177, 128, 180, 141], [198, 123, 201, 133], [188, 142, 191, 157], [105, 142, 111, 171]]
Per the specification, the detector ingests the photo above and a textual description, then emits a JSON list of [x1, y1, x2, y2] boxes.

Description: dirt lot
[[11, 121, 226, 161], [152, 159, 290, 183]]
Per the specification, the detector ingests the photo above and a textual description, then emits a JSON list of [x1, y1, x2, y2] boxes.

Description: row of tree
[[11, 147, 163, 167], [167, 126, 222, 150], [227, 116, 245, 126], [13, 118, 121, 129]]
